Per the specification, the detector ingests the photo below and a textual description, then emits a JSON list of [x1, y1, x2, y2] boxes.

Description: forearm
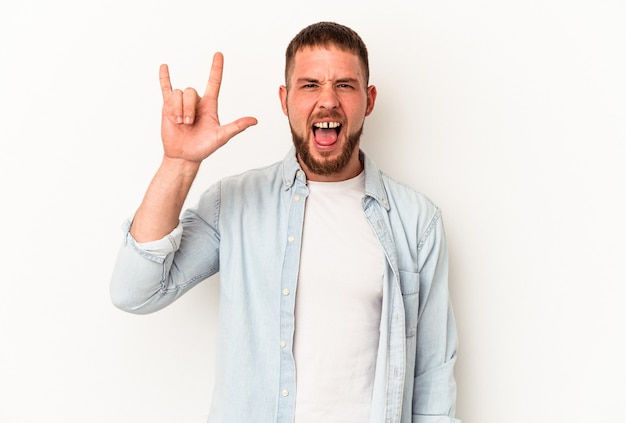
[[130, 156, 200, 242]]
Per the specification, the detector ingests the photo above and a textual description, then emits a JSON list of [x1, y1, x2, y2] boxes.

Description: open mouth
[[312, 121, 342, 146]]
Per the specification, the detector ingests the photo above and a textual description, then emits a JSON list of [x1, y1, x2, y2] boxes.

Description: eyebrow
[[295, 77, 361, 85]]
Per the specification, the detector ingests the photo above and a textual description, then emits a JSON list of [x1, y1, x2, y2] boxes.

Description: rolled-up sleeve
[[110, 181, 223, 314], [109, 220, 184, 314]]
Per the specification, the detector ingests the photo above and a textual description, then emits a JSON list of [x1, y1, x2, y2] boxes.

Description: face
[[279, 46, 377, 181]]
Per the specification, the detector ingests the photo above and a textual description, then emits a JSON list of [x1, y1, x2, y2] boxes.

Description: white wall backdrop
[[1, 0, 624, 422]]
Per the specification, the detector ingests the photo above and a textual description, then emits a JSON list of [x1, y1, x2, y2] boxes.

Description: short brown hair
[[284, 22, 370, 87]]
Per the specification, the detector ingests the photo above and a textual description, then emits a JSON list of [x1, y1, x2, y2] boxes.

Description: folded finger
[[183, 87, 199, 124], [169, 89, 183, 124]]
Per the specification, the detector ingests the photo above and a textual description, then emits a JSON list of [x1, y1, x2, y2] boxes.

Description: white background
[[1, 0, 624, 422]]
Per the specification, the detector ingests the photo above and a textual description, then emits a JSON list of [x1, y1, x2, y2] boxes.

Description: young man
[[111, 22, 460, 423]]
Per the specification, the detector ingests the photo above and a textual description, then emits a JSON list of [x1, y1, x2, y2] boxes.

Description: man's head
[[280, 22, 377, 182]]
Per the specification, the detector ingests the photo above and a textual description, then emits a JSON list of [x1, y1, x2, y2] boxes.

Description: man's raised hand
[[159, 52, 258, 163]]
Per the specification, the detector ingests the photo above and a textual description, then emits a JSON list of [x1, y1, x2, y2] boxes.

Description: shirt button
[[296, 170, 302, 178], [288, 235, 295, 243], [280, 340, 287, 348], [282, 288, 290, 296], [282, 389, 289, 397], [294, 195, 301, 202]]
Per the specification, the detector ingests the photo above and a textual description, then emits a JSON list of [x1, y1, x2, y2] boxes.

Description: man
[[111, 22, 460, 423]]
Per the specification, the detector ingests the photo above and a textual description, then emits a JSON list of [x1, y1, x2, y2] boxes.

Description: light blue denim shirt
[[110, 148, 460, 423]]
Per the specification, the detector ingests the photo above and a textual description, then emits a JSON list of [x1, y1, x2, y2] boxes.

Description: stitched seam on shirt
[[166, 233, 178, 250], [159, 271, 213, 294], [379, 171, 442, 254], [417, 208, 441, 253], [380, 171, 437, 205], [215, 179, 222, 233], [127, 236, 167, 264]]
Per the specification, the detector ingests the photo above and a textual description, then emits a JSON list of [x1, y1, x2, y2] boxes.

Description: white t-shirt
[[293, 171, 385, 423]]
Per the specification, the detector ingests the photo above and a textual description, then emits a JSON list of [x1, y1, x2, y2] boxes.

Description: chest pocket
[[399, 270, 420, 337]]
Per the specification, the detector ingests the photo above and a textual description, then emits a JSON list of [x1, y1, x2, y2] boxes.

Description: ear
[[365, 85, 377, 116], [279, 85, 289, 116]]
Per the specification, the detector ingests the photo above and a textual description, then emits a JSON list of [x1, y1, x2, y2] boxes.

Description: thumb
[[221, 116, 258, 141]]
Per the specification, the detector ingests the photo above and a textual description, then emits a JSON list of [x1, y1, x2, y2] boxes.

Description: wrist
[[160, 156, 202, 178]]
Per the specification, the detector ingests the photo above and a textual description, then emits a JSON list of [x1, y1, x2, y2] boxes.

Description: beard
[[291, 124, 363, 177]]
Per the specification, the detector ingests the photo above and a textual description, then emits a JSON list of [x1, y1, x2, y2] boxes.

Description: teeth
[[313, 122, 341, 129]]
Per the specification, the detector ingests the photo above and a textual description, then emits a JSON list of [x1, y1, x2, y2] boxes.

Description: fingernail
[[176, 116, 183, 124], [184, 116, 192, 124]]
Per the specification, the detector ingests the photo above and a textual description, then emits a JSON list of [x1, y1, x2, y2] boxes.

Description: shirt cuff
[[123, 219, 183, 257]]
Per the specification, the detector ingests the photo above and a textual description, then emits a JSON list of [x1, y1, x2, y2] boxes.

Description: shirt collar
[[281, 147, 390, 211], [361, 151, 390, 210], [281, 147, 305, 190]]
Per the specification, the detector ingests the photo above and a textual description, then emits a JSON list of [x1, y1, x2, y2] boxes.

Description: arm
[[413, 215, 460, 422], [110, 53, 257, 313], [131, 52, 257, 242]]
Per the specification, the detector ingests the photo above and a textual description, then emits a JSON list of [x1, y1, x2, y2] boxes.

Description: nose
[[317, 85, 339, 110]]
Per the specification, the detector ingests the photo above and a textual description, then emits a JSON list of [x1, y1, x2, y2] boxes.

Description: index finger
[[203, 52, 224, 101], [159, 64, 173, 101]]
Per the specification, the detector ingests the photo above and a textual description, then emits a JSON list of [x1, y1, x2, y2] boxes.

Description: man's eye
[[337, 84, 353, 89]]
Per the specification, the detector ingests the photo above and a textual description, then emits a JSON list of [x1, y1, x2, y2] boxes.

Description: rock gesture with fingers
[[130, 52, 257, 242], [159, 52, 258, 164]]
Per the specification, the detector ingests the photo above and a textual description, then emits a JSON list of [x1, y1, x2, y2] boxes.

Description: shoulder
[[380, 171, 440, 217], [188, 160, 285, 223], [377, 170, 445, 254], [219, 160, 284, 190], [361, 150, 439, 217]]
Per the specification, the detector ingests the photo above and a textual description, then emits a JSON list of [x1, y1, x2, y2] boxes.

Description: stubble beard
[[291, 124, 363, 177]]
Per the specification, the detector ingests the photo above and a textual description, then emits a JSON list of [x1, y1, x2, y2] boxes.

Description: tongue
[[314, 128, 338, 146]]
